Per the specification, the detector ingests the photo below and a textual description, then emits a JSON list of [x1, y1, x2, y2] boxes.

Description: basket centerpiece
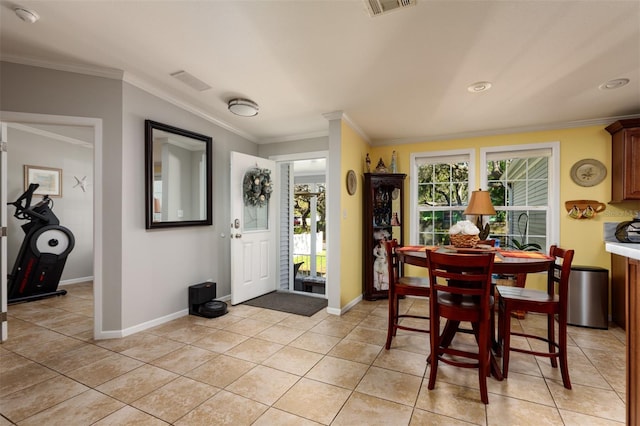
[[449, 220, 481, 248]]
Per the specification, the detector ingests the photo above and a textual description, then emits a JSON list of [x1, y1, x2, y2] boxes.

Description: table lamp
[[464, 189, 496, 240]]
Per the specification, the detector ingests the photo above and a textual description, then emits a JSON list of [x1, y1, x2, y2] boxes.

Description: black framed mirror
[[145, 120, 213, 229]]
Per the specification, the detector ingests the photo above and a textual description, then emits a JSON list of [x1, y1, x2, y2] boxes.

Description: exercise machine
[[7, 183, 75, 304]]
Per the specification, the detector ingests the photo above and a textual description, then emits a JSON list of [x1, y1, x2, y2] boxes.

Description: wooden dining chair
[[383, 239, 430, 350], [496, 245, 574, 389], [426, 250, 496, 404]]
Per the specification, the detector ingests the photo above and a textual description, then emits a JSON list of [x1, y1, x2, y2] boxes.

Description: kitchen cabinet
[[611, 254, 627, 328], [606, 243, 640, 425], [606, 118, 640, 202], [363, 173, 405, 300]]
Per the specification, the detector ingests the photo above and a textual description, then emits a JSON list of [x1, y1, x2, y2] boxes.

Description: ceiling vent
[[170, 70, 211, 92], [364, 0, 416, 17]]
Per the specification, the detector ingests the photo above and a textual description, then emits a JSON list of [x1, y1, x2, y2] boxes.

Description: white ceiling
[[1, 0, 639, 145]]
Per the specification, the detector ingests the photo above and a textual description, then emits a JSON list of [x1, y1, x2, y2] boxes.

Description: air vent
[[170, 70, 212, 92], [364, 0, 415, 17]]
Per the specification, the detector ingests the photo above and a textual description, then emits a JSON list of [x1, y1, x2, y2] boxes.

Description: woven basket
[[450, 233, 480, 248]]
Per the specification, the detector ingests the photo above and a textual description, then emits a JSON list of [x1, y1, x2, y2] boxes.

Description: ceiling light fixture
[[467, 81, 492, 93], [599, 78, 630, 90], [14, 7, 40, 23], [228, 98, 259, 117]]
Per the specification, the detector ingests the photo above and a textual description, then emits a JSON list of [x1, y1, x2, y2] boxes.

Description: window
[[410, 150, 474, 245], [481, 143, 560, 251]]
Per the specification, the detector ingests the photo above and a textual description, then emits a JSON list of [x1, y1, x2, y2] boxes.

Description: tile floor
[[0, 282, 627, 425]]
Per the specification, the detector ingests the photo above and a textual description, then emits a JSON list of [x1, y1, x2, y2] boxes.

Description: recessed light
[[467, 81, 492, 93], [599, 78, 630, 90], [228, 98, 259, 117], [14, 7, 40, 23]]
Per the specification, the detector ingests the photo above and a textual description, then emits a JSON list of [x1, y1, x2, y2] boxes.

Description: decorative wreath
[[243, 168, 273, 207]]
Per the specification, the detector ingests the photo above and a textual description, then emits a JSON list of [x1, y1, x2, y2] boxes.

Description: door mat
[[243, 291, 327, 317]]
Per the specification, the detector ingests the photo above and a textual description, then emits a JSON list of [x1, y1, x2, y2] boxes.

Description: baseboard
[[333, 294, 363, 316], [94, 308, 188, 340], [59, 276, 94, 286]]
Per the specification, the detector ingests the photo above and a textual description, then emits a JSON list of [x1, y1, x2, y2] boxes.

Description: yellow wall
[[371, 124, 640, 289], [340, 121, 370, 307]]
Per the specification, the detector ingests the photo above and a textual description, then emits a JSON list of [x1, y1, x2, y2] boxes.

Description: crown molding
[[322, 111, 371, 144], [373, 114, 640, 146], [7, 122, 93, 148], [2, 56, 258, 143], [258, 130, 328, 145], [1, 55, 123, 80], [121, 72, 257, 143]]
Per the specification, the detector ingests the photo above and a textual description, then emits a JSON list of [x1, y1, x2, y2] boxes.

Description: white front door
[[230, 152, 276, 304], [1, 123, 8, 342]]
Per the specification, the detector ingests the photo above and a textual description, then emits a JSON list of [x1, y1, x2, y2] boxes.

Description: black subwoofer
[[189, 282, 227, 318]]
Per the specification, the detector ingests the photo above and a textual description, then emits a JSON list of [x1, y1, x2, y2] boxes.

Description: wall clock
[[346, 170, 357, 195], [570, 158, 607, 187]]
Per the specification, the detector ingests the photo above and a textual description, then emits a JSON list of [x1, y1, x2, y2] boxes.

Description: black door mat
[[242, 291, 327, 316]]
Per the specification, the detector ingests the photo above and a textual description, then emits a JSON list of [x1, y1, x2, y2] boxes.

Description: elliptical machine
[[7, 183, 75, 304]]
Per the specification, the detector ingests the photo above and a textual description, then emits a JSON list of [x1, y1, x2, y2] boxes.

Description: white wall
[[259, 136, 328, 158], [121, 82, 257, 330], [6, 126, 93, 281], [1, 61, 258, 335], [1, 61, 125, 332]]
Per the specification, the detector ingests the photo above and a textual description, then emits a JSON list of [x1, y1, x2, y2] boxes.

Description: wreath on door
[[243, 168, 273, 207]]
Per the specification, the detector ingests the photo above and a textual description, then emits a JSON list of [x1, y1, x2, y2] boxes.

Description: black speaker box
[[188, 282, 227, 318]]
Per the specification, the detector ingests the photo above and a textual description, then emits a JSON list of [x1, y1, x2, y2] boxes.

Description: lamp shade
[[464, 189, 496, 216]]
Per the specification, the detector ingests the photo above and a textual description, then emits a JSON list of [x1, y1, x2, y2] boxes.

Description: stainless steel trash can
[[567, 265, 608, 329]]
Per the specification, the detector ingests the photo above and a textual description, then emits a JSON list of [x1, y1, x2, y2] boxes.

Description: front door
[[230, 152, 276, 304]]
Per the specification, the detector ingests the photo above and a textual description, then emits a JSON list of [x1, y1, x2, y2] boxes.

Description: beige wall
[[339, 121, 369, 307], [371, 125, 640, 290]]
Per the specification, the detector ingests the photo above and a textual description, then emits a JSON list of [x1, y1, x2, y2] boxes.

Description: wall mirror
[[145, 120, 212, 229]]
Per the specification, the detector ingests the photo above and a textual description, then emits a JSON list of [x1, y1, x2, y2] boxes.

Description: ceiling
[[1, 0, 639, 146]]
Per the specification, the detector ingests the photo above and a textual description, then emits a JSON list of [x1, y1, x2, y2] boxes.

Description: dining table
[[396, 244, 555, 380]]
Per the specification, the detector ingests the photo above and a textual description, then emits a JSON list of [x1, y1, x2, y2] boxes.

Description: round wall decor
[[346, 170, 357, 195], [570, 159, 607, 187]]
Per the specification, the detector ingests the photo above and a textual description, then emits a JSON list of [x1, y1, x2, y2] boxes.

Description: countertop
[[605, 242, 640, 260]]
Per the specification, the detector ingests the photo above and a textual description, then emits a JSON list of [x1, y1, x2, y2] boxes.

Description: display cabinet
[[363, 173, 406, 300]]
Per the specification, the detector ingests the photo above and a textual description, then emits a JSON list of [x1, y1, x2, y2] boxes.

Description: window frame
[[409, 149, 476, 245], [480, 142, 560, 252]]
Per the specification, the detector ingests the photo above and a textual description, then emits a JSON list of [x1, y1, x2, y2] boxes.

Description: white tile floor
[[0, 282, 627, 425]]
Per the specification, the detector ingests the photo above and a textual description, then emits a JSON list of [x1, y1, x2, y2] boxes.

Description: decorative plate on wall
[[346, 170, 357, 195], [570, 158, 607, 187]]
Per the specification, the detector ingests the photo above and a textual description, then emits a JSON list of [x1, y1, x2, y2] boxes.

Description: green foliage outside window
[[293, 184, 325, 236]]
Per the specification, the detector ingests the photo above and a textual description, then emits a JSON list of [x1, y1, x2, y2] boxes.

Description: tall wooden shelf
[[362, 173, 406, 300]]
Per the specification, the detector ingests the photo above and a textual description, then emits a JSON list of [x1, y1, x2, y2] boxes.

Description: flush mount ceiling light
[[14, 7, 40, 23], [599, 78, 630, 90], [228, 98, 259, 117], [467, 81, 492, 93]]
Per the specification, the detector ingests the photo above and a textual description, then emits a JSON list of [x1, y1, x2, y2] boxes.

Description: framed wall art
[[570, 158, 607, 187], [24, 165, 62, 197]]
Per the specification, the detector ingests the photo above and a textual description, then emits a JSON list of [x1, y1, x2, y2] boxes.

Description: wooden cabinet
[[606, 118, 640, 202], [610, 252, 640, 425], [363, 173, 405, 300], [628, 257, 640, 426], [611, 254, 628, 328]]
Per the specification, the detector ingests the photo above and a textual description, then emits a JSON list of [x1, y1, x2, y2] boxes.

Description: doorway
[[274, 154, 327, 298], [0, 112, 101, 341]]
